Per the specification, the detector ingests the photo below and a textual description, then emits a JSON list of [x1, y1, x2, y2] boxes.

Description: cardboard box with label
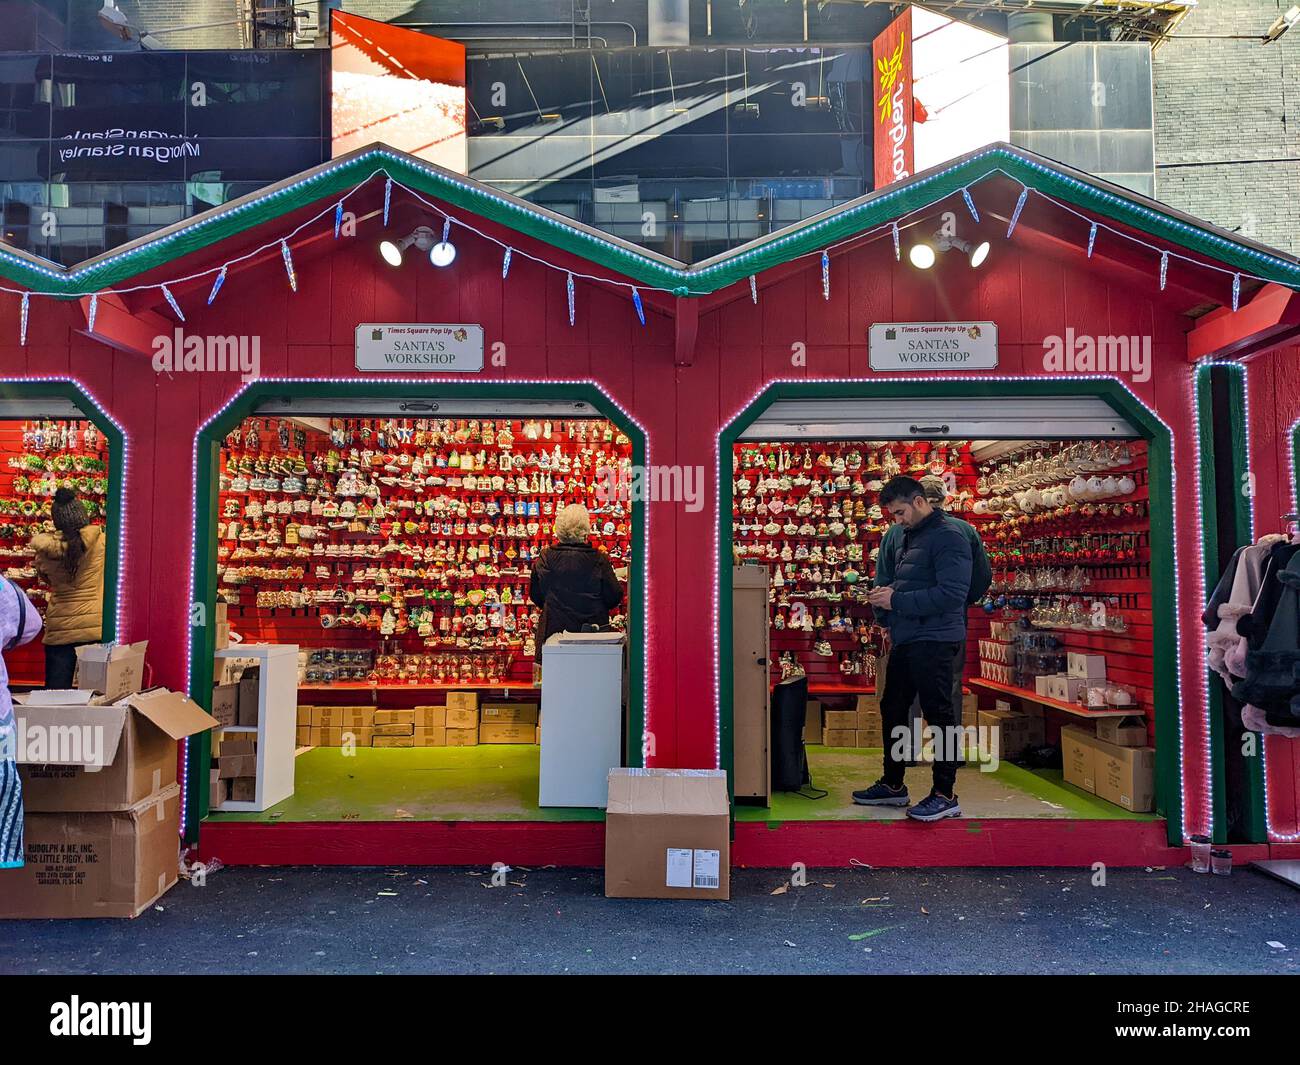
[[445, 691, 479, 711], [210, 683, 238, 727], [413, 705, 446, 728], [371, 722, 415, 737], [373, 734, 414, 748], [824, 710, 856, 731], [480, 702, 539, 725], [445, 707, 480, 730], [605, 768, 730, 901], [75, 641, 148, 702], [479, 721, 537, 744], [1094, 740, 1155, 812], [1060, 726, 1098, 794], [307, 726, 374, 747], [413, 726, 446, 747], [311, 706, 373, 729], [229, 778, 256, 803], [0, 785, 181, 919], [15, 688, 218, 813], [822, 728, 856, 747], [295, 725, 311, 747], [445, 727, 478, 747], [977, 709, 1044, 761]]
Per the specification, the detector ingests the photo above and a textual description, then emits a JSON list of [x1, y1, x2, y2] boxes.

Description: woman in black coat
[[529, 504, 625, 668]]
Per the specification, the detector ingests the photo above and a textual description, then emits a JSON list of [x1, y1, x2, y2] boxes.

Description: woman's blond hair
[[554, 503, 592, 543]]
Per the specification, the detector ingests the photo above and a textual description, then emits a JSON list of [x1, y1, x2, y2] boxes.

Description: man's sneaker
[[907, 791, 961, 822], [852, 780, 910, 807]]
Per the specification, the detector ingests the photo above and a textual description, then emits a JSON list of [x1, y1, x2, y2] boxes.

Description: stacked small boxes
[[854, 694, 882, 748], [445, 691, 480, 746], [214, 730, 257, 805], [1061, 719, 1154, 811], [822, 707, 856, 747], [480, 701, 539, 743], [296, 693, 541, 749]]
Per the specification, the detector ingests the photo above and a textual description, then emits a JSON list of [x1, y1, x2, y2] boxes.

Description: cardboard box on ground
[[7, 645, 218, 918], [605, 769, 730, 900], [1061, 724, 1154, 811]]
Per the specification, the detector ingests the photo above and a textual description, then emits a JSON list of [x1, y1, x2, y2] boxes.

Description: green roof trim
[[2, 142, 1299, 301]]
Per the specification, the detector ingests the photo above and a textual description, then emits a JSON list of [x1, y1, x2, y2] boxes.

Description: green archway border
[[182, 379, 647, 842], [717, 378, 1184, 846], [0, 379, 125, 646], [1194, 363, 1266, 843]]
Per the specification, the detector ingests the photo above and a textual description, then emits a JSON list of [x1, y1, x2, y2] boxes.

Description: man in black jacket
[[529, 504, 625, 672], [859, 475, 972, 822]]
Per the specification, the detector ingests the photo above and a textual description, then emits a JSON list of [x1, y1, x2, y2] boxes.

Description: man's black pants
[[879, 639, 962, 795]]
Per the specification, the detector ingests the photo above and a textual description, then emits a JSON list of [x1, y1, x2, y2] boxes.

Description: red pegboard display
[[732, 439, 980, 693], [0, 419, 111, 686], [216, 415, 632, 692], [971, 439, 1154, 740]]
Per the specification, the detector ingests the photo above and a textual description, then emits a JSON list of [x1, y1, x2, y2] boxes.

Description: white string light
[[502, 247, 512, 279], [18, 291, 28, 345], [1160, 250, 1168, 291], [566, 271, 575, 326], [749, 274, 757, 304], [160, 283, 184, 322], [961, 186, 979, 223], [821, 251, 830, 301], [87, 292, 97, 333]]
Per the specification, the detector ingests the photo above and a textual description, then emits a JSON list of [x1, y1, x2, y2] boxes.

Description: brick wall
[[1153, 0, 1300, 253]]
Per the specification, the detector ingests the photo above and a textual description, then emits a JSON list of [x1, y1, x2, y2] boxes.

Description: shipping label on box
[[445, 708, 480, 730], [605, 769, 730, 901]]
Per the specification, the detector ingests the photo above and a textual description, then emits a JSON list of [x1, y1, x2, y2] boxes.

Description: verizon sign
[[872, 9, 914, 189]]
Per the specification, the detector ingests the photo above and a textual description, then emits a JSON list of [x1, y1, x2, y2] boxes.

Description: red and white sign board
[[872, 9, 914, 189]]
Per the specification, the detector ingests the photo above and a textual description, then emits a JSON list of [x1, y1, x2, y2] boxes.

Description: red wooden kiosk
[[1, 141, 1298, 868]]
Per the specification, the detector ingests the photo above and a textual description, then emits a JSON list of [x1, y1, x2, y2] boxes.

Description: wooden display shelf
[[969, 678, 1142, 719]]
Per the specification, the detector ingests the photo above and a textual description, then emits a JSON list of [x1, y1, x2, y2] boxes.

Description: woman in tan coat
[[31, 488, 105, 688]]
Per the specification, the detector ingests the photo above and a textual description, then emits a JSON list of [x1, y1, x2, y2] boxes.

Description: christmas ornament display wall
[[731, 439, 980, 692], [0, 419, 110, 684], [216, 415, 633, 688]]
